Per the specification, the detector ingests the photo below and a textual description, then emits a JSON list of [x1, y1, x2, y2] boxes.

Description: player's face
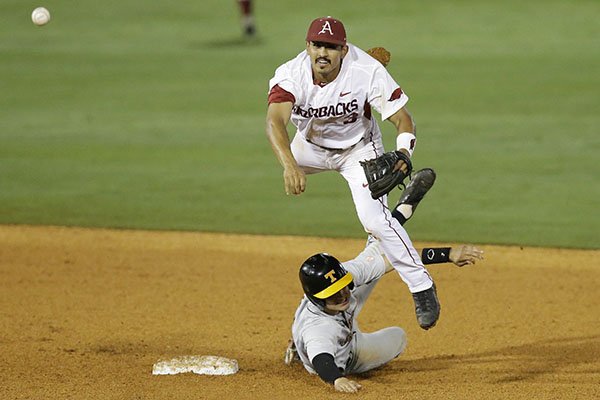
[[324, 286, 351, 313], [306, 41, 348, 80]]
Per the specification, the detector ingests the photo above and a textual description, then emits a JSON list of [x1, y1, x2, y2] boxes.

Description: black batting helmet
[[299, 253, 354, 309]]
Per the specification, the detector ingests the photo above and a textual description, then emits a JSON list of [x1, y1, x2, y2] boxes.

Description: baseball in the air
[[31, 7, 51, 26]]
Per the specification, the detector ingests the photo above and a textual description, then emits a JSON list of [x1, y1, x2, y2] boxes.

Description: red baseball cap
[[306, 16, 347, 46]]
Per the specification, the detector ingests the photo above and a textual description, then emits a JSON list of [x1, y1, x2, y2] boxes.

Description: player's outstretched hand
[[283, 165, 306, 195], [449, 245, 484, 267], [334, 377, 362, 393], [284, 339, 299, 365]]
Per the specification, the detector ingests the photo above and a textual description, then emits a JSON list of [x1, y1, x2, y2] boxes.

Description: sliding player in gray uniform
[[292, 240, 482, 393], [286, 169, 484, 392]]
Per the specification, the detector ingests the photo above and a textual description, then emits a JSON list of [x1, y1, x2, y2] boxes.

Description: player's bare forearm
[[266, 102, 306, 195], [388, 107, 415, 135], [266, 118, 295, 169], [266, 102, 294, 165], [384, 106, 416, 177], [386, 107, 415, 171]]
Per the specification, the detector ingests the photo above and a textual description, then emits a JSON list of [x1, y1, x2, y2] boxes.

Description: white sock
[[395, 204, 413, 219]]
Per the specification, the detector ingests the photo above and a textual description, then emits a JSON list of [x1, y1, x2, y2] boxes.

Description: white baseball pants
[[291, 134, 433, 293]]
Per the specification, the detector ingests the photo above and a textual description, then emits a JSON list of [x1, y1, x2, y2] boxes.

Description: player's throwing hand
[[283, 164, 306, 195]]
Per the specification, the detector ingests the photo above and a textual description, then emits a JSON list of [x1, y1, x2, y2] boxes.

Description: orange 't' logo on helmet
[[324, 269, 337, 283]]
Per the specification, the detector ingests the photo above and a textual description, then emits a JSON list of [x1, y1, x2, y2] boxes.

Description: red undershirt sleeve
[[268, 84, 296, 105]]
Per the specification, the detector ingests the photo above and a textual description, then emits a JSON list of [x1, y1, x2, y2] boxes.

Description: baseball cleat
[[243, 21, 256, 37], [412, 284, 440, 330], [392, 168, 436, 224], [245, 24, 256, 37]]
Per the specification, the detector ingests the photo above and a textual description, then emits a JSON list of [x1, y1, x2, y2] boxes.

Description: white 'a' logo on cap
[[318, 21, 334, 36]]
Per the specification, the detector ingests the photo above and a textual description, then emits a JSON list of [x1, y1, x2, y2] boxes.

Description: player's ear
[[341, 45, 349, 58]]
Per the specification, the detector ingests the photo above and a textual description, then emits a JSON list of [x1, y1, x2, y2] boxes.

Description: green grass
[[1, 0, 598, 248]]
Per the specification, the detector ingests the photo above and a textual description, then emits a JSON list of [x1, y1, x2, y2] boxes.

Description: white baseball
[[31, 7, 51, 26]]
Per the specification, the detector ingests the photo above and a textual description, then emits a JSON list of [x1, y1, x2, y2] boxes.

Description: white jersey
[[292, 242, 387, 374], [268, 43, 409, 149]]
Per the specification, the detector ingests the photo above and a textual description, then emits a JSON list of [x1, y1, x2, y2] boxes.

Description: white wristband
[[396, 132, 416, 156]]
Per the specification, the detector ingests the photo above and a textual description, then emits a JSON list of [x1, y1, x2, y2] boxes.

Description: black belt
[[307, 137, 363, 151]]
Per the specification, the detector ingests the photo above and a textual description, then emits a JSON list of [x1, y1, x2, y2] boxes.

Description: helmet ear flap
[[305, 295, 326, 309]]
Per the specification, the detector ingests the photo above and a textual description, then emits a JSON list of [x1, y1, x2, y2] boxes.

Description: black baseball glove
[[360, 150, 413, 199]]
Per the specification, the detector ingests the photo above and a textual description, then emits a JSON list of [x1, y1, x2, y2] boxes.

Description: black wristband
[[421, 247, 451, 264], [312, 353, 344, 384]]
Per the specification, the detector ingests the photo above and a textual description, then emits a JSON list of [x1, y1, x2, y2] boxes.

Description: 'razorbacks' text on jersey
[[268, 43, 408, 150]]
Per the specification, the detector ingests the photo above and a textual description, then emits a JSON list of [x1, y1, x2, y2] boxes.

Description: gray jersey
[[292, 242, 386, 374]]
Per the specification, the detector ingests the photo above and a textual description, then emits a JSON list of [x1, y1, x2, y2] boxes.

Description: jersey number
[[343, 112, 358, 124]]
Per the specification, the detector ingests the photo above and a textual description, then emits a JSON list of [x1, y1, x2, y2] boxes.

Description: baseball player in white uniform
[[266, 16, 440, 329]]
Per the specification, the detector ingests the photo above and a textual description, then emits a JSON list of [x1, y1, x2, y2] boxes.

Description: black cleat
[[244, 23, 256, 37], [412, 284, 440, 330], [392, 168, 436, 224]]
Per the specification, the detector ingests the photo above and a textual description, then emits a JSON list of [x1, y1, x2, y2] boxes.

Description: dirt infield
[[1, 225, 598, 399]]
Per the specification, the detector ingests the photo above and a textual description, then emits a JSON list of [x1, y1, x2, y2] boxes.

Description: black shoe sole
[[396, 168, 436, 209]]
